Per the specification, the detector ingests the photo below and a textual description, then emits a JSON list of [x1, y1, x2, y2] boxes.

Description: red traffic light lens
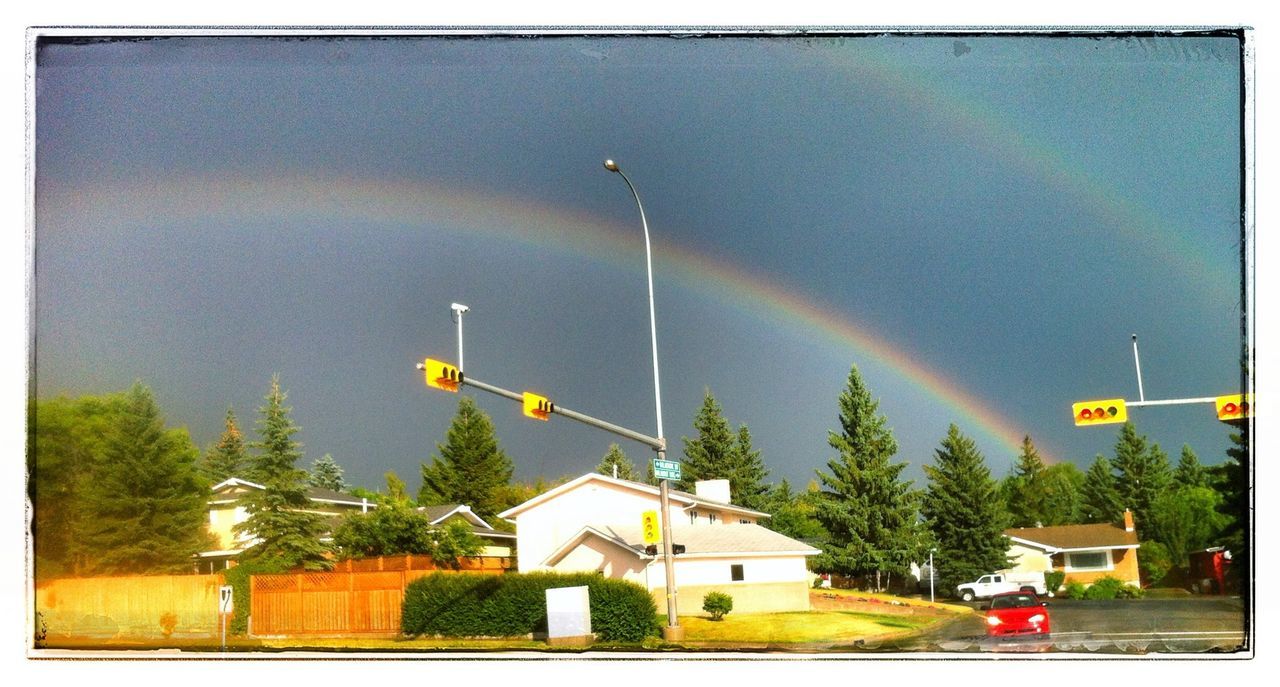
[[1223, 403, 1238, 415], [1080, 409, 1093, 420]]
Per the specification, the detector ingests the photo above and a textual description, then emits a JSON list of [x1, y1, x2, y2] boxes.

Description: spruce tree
[[1112, 423, 1171, 538], [417, 396, 514, 521], [678, 390, 737, 492], [234, 376, 331, 571], [813, 365, 918, 589], [201, 407, 248, 484], [308, 453, 346, 492], [1174, 444, 1206, 489], [1080, 455, 1123, 524], [920, 424, 1009, 589], [1002, 436, 1050, 527], [80, 382, 214, 575], [1039, 462, 1085, 525], [596, 443, 639, 481], [728, 425, 770, 510]]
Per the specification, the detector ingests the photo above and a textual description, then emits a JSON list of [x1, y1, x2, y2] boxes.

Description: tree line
[[28, 365, 1248, 592]]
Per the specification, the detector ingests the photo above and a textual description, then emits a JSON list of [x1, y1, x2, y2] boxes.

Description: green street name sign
[[652, 459, 682, 481]]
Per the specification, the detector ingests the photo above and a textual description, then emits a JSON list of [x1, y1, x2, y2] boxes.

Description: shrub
[[1083, 576, 1125, 600], [1117, 584, 1145, 599], [1138, 541, 1174, 587], [223, 560, 274, 635], [702, 591, 734, 621], [1044, 571, 1066, 595], [1063, 581, 1086, 600], [401, 572, 658, 642]]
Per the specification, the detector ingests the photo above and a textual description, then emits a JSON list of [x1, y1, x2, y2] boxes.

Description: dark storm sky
[[32, 32, 1245, 493]]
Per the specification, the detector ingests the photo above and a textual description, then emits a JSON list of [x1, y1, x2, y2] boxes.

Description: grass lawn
[[667, 609, 937, 646]]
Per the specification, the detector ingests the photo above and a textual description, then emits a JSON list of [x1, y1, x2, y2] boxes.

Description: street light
[[604, 158, 682, 641], [450, 303, 469, 373]]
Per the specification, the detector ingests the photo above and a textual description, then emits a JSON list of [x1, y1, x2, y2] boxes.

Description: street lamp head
[[603, 159, 620, 172]]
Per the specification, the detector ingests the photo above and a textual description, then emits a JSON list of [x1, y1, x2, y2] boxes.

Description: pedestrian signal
[[522, 392, 554, 421], [1215, 394, 1252, 423], [424, 359, 461, 392], [1072, 399, 1128, 426]]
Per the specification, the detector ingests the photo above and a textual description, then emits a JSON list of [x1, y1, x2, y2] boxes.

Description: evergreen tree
[[383, 470, 412, 506], [234, 376, 331, 571], [1174, 444, 1207, 489], [1080, 455, 1123, 524], [1039, 462, 1085, 525], [417, 396, 514, 521], [761, 479, 828, 543], [677, 390, 737, 492], [596, 443, 639, 481], [813, 365, 918, 589], [1111, 423, 1171, 538], [1001, 436, 1050, 527], [920, 424, 1010, 589], [308, 453, 346, 492], [728, 425, 770, 510], [201, 407, 248, 484], [80, 382, 214, 575], [1213, 425, 1248, 586]]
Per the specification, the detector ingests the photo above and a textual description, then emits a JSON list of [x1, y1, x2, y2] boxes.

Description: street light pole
[[451, 303, 469, 373], [605, 158, 682, 641], [929, 549, 936, 603]]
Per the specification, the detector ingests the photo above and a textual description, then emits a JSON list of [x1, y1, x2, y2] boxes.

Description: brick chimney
[[1123, 509, 1135, 533], [694, 479, 731, 504]]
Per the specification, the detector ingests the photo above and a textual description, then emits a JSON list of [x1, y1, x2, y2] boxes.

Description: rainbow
[[800, 40, 1238, 288], [42, 172, 1045, 462]]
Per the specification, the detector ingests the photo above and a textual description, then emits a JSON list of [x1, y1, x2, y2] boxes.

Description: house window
[[739, 519, 751, 525], [731, 564, 745, 581], [1065, 551, 1111, 571], [689, 510, 698, 524], [708, 513, 718, 524]]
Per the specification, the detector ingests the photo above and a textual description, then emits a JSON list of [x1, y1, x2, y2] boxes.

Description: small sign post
[[218, 585, 234, 651], [652, 459, 681, 481]]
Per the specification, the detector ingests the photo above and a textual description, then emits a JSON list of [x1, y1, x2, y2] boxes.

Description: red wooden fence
[[250, 556, 513, 636]]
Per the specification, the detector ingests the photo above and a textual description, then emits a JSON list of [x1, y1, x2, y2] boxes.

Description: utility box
[[545, 585, 593, 647]]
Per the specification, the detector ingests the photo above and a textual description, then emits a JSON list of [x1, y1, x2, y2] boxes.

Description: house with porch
[[1003, 509, 1142, 588], [497, 472, 820, 614]]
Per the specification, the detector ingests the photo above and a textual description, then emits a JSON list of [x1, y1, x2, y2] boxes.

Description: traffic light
[[641, 510, 660, 544], [644, 543, 686, 555], [423, 359, 461, 392], [1072, 398, 1128, 426], [522, 392, 554, 421], [1215, 394, 1252, 422], [672, 544, 686, 555]]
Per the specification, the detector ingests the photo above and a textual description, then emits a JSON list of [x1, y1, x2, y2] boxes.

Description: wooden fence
[[35, 573, 224, 639], [250, 556, 514, 636]]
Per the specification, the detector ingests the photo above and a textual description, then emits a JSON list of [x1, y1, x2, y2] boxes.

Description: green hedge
[[402, 572, 659, 642], [1083, 576, 1125, 600]]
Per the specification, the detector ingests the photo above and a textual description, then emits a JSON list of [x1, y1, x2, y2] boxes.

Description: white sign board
[[219, 585, 234, 614], [545, 585, 591, 640]]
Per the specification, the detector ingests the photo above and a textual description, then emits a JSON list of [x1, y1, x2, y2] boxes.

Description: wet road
[[864, 596, 1249, 655]]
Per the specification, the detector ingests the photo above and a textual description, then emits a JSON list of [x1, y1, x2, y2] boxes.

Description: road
[[885, 596, 1250, 655]]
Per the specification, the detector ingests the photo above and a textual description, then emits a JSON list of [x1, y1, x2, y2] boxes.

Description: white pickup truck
[[955, 571, 1050, 601]]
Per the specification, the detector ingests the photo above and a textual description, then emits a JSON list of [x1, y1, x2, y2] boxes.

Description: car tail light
[[986, 616, 1002, 626]]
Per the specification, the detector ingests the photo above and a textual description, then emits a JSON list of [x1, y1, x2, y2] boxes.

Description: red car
[[984, 591, 1051, 638]]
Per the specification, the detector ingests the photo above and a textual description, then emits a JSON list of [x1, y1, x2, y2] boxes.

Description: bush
[[1138, 541, 1174, 587], [1083, 576, 1125, 600], [401, 572, 658, 642], [1062, 581, 1086, 600], [1044, 571, 1066, 595], [223, 560, 276, 636], [1117, 584, 1145, 599], [702, 591, 734, 621]]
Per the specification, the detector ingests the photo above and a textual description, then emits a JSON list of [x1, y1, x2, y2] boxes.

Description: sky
[[31, 30, 1248, 495]]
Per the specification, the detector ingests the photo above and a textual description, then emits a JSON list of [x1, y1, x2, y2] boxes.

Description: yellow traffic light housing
[[1072, 398, 1128, 426], [522, 392, 554, 421], [423, 359, 461, 392], [641, 510, 660, 544], [1215, 394, 1252, 423]]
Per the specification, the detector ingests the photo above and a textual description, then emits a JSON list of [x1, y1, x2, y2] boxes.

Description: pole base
[[661, 625, 685, 642]]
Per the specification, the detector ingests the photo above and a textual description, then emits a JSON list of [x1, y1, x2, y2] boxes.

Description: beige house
[[497, 473, 820, 614], [1004, 510, 1142, 588], [416, 503, 515, 557]]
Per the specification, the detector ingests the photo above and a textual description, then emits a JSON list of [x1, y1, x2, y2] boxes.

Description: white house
[[497, 473, 821, 614]]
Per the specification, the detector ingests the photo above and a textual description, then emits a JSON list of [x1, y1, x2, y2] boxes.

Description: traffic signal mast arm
[[417, 360, 664, 451], [1126, 396, 1219, 408]]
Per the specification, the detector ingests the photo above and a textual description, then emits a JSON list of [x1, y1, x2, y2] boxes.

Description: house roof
[[542, 522, 819, 566], [414, 504, 515, 540], [496, 472, 770, 520], [209, 477, 372, 508], [1005, 523, 1140, 552]]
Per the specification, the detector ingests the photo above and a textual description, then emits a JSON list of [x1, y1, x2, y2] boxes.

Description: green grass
[[670, 610, 936, 645]]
